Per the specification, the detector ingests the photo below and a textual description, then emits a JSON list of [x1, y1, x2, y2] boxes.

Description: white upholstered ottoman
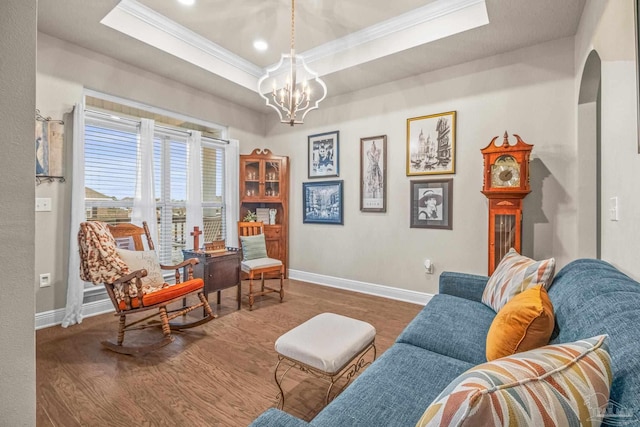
[[273, 312, 376, 408]]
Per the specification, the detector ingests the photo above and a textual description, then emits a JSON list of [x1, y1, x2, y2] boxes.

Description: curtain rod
[[85, 108, 230, 144]]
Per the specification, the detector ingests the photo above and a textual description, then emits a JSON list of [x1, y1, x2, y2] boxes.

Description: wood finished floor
[[36, 279, 422, 426]]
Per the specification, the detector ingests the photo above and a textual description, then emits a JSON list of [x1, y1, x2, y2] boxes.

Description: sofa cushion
[[486, 284, 554, 361], [396, 294, 494, 365], [482, 248, 555, 312], [548, 259, 640, 422], [311, 343, 473, 427], [416, 335, 612, 427]]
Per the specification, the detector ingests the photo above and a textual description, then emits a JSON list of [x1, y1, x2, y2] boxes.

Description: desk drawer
[[264, 226, 282, 239]]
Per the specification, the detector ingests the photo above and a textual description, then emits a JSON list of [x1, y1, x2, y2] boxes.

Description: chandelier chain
[[291, 0, 295, 51]]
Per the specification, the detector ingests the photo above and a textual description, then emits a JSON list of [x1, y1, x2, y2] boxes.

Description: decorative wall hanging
[[410, 179, 453, 229], [308, 130, 339, 178], [303, 180, 343, 225], [360, 135, 387, 212], [406, 111, 456, 176], [36, 109, 65, 184]]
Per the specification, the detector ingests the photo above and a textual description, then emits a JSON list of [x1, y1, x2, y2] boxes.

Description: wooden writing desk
[[182, 248, 242, 310]]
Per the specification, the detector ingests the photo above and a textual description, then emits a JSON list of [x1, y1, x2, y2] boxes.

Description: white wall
[[263, 37, 578, 295], [575, 0, 640, 279], [1, 1, 37, 424], [35, 33, 267, 314]]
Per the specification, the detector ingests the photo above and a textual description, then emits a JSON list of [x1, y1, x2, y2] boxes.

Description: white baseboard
[[288, 269, 433, 306], [35, 298, 115, 330], [36, 271, 432, 329]]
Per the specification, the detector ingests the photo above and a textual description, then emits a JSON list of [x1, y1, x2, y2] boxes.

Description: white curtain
[[131, 118, 158, 247], [185, 131, 203, 250], [225, 139, 240, 248], [62, 103, 86, 328]]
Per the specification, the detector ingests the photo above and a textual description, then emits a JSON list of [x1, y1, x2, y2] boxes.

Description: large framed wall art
[[360, 135, 387, 212], [410, 179, 453, 229], [308, 130, 339, 178], [406, 111, 456, 176], [303, 180, 344, 225]]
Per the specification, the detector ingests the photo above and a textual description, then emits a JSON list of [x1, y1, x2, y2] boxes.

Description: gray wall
[[0, 1, 37, 425], [264, 37, 578, 294], [575, 0, 640, 278]]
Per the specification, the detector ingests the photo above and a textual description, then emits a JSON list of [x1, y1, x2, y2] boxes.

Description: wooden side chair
[[78, 221, 215, 355], [238, 221, 284, 310]]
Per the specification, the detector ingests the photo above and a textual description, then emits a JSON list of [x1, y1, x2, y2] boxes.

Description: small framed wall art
[[303, 180, 344, 225], [406, 111, 456, 176], [360, 135, 387, 212], [308, 130, 339, 178], [35, 109, 65, 179], [410, 179, 453, 229]]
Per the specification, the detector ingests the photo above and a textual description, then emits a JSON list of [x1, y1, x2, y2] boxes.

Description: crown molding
[[102, 0, 487, 92], [299, 0, 487, 65], [110, 0, 264, 78]]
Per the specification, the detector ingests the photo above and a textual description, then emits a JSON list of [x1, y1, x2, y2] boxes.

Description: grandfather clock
[[481, 132, 533, 275]]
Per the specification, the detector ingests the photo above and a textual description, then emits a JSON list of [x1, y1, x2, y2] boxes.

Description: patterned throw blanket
[[78, 221, 132, 302]]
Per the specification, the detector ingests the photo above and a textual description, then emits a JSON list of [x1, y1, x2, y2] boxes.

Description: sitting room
[[3, 0, 640, 425]]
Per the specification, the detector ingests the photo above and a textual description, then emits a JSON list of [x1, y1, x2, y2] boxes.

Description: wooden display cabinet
[[239, 149, 289, 278]]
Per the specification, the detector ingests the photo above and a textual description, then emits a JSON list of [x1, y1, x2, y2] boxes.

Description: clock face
[[491, 155, 521, 188]]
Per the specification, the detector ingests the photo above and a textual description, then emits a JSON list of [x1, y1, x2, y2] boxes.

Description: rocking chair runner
[[78, 221, 215, 355]]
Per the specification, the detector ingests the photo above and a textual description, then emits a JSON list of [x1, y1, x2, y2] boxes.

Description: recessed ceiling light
[[178, 0, 195, 5], [253, 40, 268, 52]]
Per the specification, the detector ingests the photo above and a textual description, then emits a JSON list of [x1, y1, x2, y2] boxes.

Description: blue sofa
[[249, 259, 640, 426]]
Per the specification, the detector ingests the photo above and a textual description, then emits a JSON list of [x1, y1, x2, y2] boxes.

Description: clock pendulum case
[[481, 132, 533, 275]]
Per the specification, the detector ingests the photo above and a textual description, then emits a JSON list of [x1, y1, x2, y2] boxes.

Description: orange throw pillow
[[486, 284, 555, 361]]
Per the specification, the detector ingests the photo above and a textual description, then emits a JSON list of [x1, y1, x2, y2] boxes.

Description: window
[[84, 110, 230, 266]]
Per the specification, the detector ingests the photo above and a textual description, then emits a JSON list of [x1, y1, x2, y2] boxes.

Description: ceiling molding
[[101, 0, 488, 94], [107, 0, 263, 77], [300, 0, 487, 64]]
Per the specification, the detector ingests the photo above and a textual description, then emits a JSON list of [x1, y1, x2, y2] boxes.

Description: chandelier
[[257, 0, 327, 126]]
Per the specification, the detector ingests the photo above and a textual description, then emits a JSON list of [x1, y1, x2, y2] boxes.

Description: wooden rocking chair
[[78, 221, 215, 355]]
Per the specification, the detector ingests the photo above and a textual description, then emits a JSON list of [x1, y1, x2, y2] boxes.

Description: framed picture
[[308, 130, 339, 178], [35, 110, 64, 177], [406, 111, 456, 175], [360, 135, 387, 212], [410, 179, 453, 229], [303, 180, 344, 225]]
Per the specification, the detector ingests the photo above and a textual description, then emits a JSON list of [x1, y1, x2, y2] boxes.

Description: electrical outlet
[[424, 259, 433, 274], [39, 273, 51, 288], [36, 198, 52, 212]]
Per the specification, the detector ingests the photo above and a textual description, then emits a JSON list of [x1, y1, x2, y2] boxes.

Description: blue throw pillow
[[240, 234, 268, 260]]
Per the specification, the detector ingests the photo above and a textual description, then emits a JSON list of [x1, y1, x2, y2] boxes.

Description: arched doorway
[[577, 50, 601, 259]]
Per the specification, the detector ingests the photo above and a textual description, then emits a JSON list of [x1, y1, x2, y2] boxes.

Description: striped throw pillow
[[416, 335, 612, 427], [482, 248, 555, 312]]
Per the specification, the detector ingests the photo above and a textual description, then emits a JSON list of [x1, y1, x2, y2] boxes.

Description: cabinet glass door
[[243, 160, 260, 198], [264, 160, 281, 199]]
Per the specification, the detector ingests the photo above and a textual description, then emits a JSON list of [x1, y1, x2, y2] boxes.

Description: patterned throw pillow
[[485, 284, 555, 361], [116, 249, 166, 298], [482, 248, 555, 312], [415, 335, 612, 427]]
